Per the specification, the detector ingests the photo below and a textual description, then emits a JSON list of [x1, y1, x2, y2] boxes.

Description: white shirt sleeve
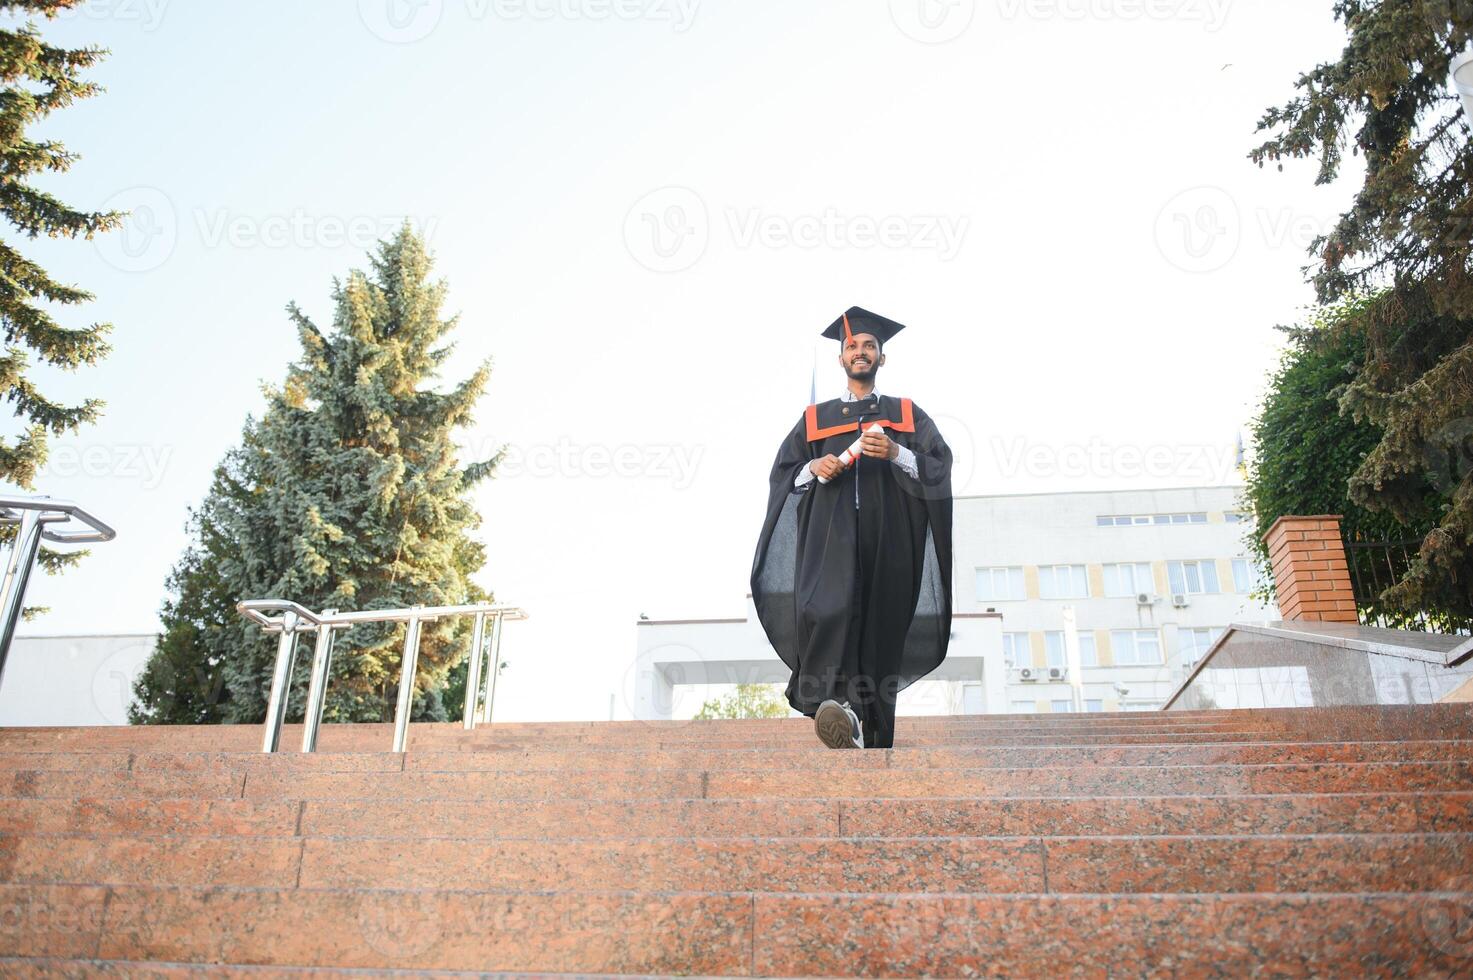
[[892, 444, 919, 479], [794, 461, 817, 487]]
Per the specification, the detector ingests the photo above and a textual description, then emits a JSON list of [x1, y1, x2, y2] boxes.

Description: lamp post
[[1451, 49, 1473, 127]]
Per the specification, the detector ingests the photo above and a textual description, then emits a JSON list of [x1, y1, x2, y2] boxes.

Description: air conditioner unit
[[1016, 667, 1039, 683], [1048, 666, 1068, 682], [1135, 592, 1154, 606], [1172, 593, 1190, 608]]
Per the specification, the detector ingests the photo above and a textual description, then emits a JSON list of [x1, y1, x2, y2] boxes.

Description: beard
[[844, 360, 878, 382]]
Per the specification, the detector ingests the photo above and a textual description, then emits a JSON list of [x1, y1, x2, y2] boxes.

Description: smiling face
[[840, 332, 884, 382]]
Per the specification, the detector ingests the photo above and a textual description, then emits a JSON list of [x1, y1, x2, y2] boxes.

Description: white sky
[[8, 0, 1360, 721]]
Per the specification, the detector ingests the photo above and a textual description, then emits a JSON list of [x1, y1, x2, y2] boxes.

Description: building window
[[1225, 511, 1251, 524], [1011, 700, 1037, 714], [1167, 559, 1220, 595], [1180, 627, 1225, 667], [1085, 699, 1104, 713], [1002, 632, 1031, 668], [1097, 513, 1206, 526], [1045, 630, 1098, 668], [1037, 564, 1089, 599], [1050, 699, 1075, 713], [1102, 562, 1154, 597], [1231, 558, 1265, 593], [976, 566, 1025, 601], [1121, 701, 1159, 711], [1111, 628, 1163, 665]]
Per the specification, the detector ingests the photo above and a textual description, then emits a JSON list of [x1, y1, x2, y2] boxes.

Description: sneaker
[[815, 699, 862, 749]]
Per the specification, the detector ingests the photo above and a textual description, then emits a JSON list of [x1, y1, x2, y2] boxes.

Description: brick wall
[[1261, 515, 1358, 623]]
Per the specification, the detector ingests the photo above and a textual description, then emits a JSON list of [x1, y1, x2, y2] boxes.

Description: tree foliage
[[1244, 296, 1443, 619], [131, 227, 500, 724], [0, 0, 118, 488], [1251, 1, 1473, 620], [692, 684, 791, 720]]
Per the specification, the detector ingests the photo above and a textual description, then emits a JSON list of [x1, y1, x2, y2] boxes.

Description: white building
[[0, 633, 156, 726], [634, 485, 1276, 718], [958, 485, 1276, 712]]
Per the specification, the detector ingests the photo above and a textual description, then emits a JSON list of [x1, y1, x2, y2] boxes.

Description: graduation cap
[[821, 306, 906, 349]]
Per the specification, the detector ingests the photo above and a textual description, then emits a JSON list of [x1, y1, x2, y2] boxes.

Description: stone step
[[5, 737, 1472, 776], [3, 832, 1468, 895], [3, 884, 1467, 975], [7, 759, 1469, 801], [3, 792, 1468, 839], [11, 789, 1473, 837]]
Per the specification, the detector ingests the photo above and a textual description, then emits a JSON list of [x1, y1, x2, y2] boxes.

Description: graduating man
[[750, 307, 953, 749]]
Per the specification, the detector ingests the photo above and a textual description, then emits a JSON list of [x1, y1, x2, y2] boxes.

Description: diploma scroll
[[816, 423, 885, 484]]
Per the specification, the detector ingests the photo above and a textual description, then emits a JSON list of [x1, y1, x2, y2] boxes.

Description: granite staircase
[[1, 705, 1471, 976]]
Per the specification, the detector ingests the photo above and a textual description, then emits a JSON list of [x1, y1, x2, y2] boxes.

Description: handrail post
[[300, 616, 336, 753], [260, 611, 300, 753], [0, 510, 45, 692], [462, 611, 486, 731], [483, 610, 504, 724], [391, 612, 423, 752]]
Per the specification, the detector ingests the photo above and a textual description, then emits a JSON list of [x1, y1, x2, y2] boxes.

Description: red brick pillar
[[1262, 515, 1358, 623]]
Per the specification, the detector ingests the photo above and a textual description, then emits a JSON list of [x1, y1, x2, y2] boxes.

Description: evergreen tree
[[1251, 2, 1473, 620], [132, 227, 500, 725], [1244, 295, 1443, 622], [0, 1, 118, 489]]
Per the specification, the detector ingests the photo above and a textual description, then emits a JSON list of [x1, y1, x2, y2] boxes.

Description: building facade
[[956, 485, 1276, 712]]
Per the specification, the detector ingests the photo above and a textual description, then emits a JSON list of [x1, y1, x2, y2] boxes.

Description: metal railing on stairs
[[0, 495, 116, 694], [237, 599, 527, 753]]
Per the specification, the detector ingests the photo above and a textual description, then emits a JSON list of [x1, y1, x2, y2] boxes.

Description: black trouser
[[844, 480, 897, 749]]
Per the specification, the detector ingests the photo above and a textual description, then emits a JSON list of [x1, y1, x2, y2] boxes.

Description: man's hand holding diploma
[[816, 423, 892, 484]]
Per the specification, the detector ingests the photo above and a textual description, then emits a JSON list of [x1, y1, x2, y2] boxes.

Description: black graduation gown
[[750, 394, 953, 717]]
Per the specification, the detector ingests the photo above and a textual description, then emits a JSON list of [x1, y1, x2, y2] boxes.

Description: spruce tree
[[132, 227, 499, 725], [1251, 2, 1473, 620], [0, 1, 118, 490]]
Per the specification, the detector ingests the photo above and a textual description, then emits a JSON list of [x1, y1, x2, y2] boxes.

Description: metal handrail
[[0, 496, 115, 696], [236, 598, 527, 753]]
